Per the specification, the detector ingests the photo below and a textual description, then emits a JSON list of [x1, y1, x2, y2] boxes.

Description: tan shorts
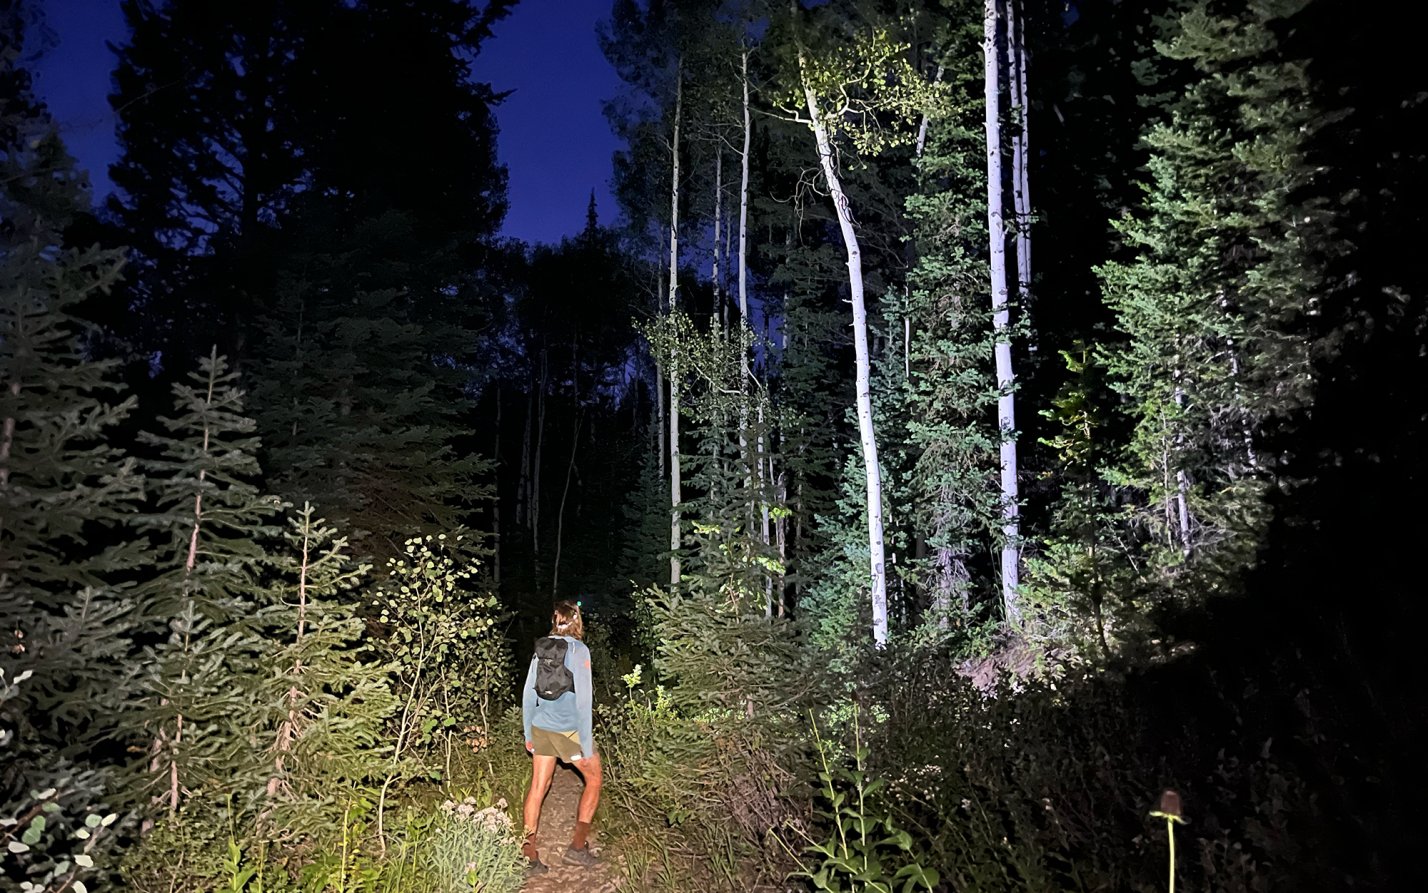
[[531, 726, 584, 763]]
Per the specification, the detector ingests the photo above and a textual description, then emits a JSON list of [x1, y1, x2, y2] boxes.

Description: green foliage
[[250, 244, 494, 561], [252, 505, 399, 842], [598, 574, 813, 890], [1022, 345, 1140, 656], [415, 797, 524, 893], [1096, 0, 1332, 586], [2, 670, 123, 893], [371, 534, 508, 763], [368, 533, 509, 849], [107, 0, 511, 364], [128, 349, 281, 817], [839, 633, 1386, 893], [791, 712, 936, 893], [1, 24, 144, 826], [640, 310, 785, 613], [121, 796, 236, 892], [288, 797, 521, 893], [895, 9, 1002, 626], [779, 11, 948, 160]]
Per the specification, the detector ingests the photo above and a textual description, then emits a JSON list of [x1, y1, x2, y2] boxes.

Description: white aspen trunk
[[668, 62, 683, 588], [738, 45, 754, 535], [669, 364, 682, 588], [915, 63, 945, 160], [984, 0, 1023, 628], [493, 388, 501, 586], [775, 470, 788, 617], [712, 148, 723, 327], [1008, 0, 1032, 311], [904, 314, 911, 380], [798, 47, 889, 647], [739, 45, 751, 326], [723, 204, 734, 325], [1173, 378, 1192, 555], [656, 364, 666, 477], [776, 325, 788, 616], [758, 400, 773, 617], [655, 258, 666, 478]]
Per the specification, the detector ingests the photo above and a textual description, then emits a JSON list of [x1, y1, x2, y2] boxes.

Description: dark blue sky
[[29, 0, 623, 246]]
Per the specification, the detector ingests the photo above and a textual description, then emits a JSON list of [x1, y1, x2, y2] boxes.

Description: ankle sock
[[571, 820, 592, 850]]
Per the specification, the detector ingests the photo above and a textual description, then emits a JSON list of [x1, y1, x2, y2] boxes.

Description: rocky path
[[521, 763, 619, 893]]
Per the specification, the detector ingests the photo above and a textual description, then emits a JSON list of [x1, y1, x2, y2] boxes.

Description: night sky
[[29, 0, 623, 246]]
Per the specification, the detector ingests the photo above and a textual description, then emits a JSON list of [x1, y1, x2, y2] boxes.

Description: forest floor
[[522, 763, 619, 893]]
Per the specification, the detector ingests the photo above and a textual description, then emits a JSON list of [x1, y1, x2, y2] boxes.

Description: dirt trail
[[522, 762, 619, 893]]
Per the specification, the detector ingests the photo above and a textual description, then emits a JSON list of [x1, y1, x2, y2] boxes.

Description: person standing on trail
[[521, 599, 601, 873]]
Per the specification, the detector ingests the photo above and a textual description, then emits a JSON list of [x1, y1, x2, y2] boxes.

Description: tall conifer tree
[[1, 17, 143, 880], [131, 350, 278, 814], [1098, 0, 1328, 578]]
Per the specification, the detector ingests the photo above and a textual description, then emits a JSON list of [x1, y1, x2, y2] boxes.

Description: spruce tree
[[247, 226, 492, 559], [1097, 0, 1329, 582], [108, 0, 512, 558], [901, 4, 1001, 630], [1, 29, 143, 720], [129, 349, 279, 815], [1, 13, 142, 886], [254, 504, 397, 839]]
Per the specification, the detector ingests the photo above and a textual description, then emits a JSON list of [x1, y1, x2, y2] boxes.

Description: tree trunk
[[1008, 0, 1032, 311], [492, 387, 502, 587], [738, 43, 755, 542], [655, 255, 666, 478], [551, 415, 581, 597], [668, 62, 684, 588], [518, 388, 532, 528], [712, 147, 723, 327], [267, 510, 312, 800], [738, 43, 751, 324], [984, 0, 1023, 628], [797, 44, 889, 647], [1173, 376, 1193, 555], [775, 469, 788, 617], [533, 348, 548, 570], [758, 400, 773, 617]]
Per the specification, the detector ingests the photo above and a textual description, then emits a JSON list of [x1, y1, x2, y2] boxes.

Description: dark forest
[[2, 0, 1423, 890]]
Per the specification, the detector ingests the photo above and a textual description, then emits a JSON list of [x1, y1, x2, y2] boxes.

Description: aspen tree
[[785, 8, 932, 645], [984, 0, 1023, 626]]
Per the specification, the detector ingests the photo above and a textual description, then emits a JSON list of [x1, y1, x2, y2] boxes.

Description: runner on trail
[[520, 599, 601, 873]]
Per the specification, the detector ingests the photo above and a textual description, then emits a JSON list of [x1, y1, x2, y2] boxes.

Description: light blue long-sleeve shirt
[[521, 635, 594, 759]]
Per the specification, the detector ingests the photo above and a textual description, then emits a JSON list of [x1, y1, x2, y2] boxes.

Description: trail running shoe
[[525, 858, 550, 877], [562, 844, 598, 867]]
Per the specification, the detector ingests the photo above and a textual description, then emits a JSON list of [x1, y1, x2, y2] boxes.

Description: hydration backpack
[[533, 636, 575, 700]]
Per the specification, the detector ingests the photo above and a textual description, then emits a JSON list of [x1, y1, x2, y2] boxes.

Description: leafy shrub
[[419, 796, 524, 893], [1, 783, 120, 893], [790, 711, 937, 893], [2, 669, 124, 893], [368, 534, 510, 843], [598, 581, 815, 891], [850, 632, 1397, 893]]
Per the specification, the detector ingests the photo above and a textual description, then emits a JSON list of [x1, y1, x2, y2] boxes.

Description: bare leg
[[572, 753, 602, 823], [523, 754, 557, 857]]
